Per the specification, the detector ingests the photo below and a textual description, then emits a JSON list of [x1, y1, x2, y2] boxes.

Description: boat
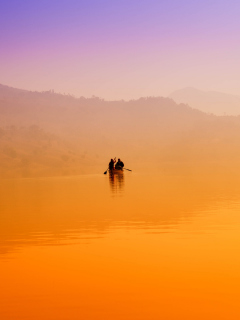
[[109, 166, 123, 173]]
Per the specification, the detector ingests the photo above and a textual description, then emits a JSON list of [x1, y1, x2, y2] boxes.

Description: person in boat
[[109, 158, 116, 170], [115, 158, 124, 170]]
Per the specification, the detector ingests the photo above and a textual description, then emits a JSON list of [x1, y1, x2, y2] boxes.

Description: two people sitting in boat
[[109, 158, 124, 170]]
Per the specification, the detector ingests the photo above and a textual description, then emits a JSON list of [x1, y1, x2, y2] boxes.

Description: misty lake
[[1, 169, 240, 320]]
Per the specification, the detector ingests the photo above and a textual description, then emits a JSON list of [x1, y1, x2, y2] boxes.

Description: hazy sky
[[1, 0, 240, 100]]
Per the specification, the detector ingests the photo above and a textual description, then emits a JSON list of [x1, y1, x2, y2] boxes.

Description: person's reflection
[[109, 171, 125, 193]]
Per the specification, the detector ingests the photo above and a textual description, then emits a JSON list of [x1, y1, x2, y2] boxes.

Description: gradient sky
[[1, 0, 240, 100]]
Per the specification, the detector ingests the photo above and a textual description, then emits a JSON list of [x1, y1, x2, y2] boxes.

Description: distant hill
[[1, 83, 240, 177], [169, 87, 240, 116]]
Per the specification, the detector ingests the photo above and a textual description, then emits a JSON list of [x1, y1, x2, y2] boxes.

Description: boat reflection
[[109, 170, 124, 193], [1, 168, 240, 256]]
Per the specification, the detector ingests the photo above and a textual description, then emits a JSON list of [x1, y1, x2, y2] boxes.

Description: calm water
[[1, 170, 240, 319]]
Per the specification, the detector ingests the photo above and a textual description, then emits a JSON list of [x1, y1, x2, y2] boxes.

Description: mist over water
[[1, 84, 240, 179], [1, 85, 240, 319]]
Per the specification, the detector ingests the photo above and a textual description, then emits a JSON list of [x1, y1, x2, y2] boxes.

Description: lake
[[1, 169, 240, 319]]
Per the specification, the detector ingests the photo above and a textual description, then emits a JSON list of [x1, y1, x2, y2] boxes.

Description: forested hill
[[0, 83, 206, 131], [1, 84, 240, 178]]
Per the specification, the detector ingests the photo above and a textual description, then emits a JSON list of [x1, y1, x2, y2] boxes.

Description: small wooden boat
[[109, 167, 123, 173], [104, 166, 131, 174], [104, 167, 124, 175]]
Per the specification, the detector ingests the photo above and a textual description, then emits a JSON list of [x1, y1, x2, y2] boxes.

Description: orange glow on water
[[1, 172, 240, 319]]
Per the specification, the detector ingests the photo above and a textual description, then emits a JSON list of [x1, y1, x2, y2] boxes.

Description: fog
[[1, 84, 240, 178]]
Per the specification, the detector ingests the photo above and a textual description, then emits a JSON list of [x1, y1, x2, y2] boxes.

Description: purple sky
[[1, 0, 240, 99]]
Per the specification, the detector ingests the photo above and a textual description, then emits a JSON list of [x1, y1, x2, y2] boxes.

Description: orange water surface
[[1, 170, 240, 320]]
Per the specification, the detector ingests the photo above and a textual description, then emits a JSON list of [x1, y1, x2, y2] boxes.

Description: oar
[[104, 168, 108, 174], [123, 168, 132, 172]]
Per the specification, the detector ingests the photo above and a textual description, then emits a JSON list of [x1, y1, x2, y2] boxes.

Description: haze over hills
[[1, 83, 240, 178], [169, 87, 240, 116]]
